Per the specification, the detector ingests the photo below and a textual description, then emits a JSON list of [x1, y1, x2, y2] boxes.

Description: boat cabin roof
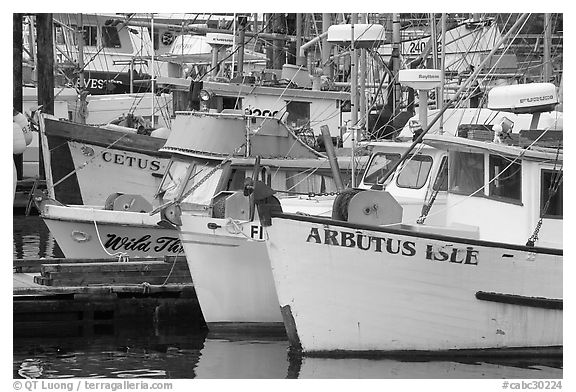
[[423, 134, 562, 163]]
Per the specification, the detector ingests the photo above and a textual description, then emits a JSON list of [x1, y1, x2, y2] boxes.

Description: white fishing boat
[[257, 82, 562, 355], [34, 111, 334, 262], [159, 115, 358, 329]]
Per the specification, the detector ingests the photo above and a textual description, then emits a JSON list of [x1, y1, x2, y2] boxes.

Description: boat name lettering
[[250, 225, 264, 240], [519, 95, 554, 104], [305, 228, 479, 265], [102, 152, 161, 171], [104, 234, 182, 254], [306, 228, 416, 257], [425, 244, 479, 265], [75, 78, 123, 91]]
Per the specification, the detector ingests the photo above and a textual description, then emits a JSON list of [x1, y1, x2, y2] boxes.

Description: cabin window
[[540, 169, 563, 218], [222, 97, 243, 110], [488, 155, 522, 203], [153, 31, 160, 51], [285, 101, 311, 129], [55, 26, 67, 45], [80, 25, 98, 47], [396, 155, 433, 189], [227, 169, 247, 191], [285, 171, 338, 195], [362, 153, 402, 186], [156, 160, 193, 201], [449, 151, 484, 196], [180, 161, 223, 206], [102, 26, 121, 48]]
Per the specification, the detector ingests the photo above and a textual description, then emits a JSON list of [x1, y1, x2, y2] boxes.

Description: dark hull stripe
[[476, 291, 563, 310]]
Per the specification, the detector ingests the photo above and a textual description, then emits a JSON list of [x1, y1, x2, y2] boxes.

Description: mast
[[150, 13, 155, 128], [359, 14, 367, 130], [374, 13, 530, 188], [350, 13, 358, 188], [439, 13, 447, 133], [77, 14, 87, 124], [543, 13, 552, 82], [430, 13, 439, 109], [13, 13, 23, 181], [36, 13, 55, 182], [322, 13, 332, 78], [236, 15, 247, 77], [391, 13, 401, 118], [231, 13, 236, 78]]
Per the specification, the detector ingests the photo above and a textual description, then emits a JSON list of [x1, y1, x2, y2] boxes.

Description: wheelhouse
[[425, 134, 562, 248]]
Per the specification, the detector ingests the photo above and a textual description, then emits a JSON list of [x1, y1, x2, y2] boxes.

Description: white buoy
[[13, 121, 27, 201], [14, 111, 33, 146]]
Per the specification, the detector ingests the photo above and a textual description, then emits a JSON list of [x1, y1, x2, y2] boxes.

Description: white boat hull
[[178, 197, 335, 328], [68, 141, 168, 205], [265, 214, 562, 354], [41, 205, 181, 259], [179, 214, 283, 327]]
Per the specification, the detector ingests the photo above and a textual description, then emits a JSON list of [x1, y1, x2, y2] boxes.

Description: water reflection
[[296, 356, 563, 379], [14, 331, 208, 379], [14, 329, 562, 379], [13, 214, 64, 259]]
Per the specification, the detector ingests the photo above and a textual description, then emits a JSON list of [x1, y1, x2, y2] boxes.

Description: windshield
[[156, 158, 223, 206], [362, 153, 402, 186], [396, 155, 433, 189], [156, 159, 193, 202]]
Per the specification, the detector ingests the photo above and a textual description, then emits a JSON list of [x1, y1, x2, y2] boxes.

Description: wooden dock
[[13, 256, 206, 338]]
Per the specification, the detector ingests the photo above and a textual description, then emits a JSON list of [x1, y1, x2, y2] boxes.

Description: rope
[[91, 209, 130, 262], [161, 248, 184, 286], [224, 218, 266, 242]]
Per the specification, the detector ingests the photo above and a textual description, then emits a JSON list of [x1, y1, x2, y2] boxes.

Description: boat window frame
[[154, 158, 195, 202], [487, 154, 523, 205], [361, 152, 402, 186], [101, 25, 122, 49], [540, 168, 563, 219], [396, 154, 434, 190], [448, 150, 485, 197]]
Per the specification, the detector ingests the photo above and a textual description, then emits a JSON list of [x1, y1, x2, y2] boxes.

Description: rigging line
[[49, 132, 130, 191], [373, 13, 532, 187]]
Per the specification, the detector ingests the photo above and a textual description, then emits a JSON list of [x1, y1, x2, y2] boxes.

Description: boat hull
[[41, 205, 182, 259], [68, 141, 168, 205], [264, 214, 563, 354], [179, 214, 284, 327], [43, 117, 169, 205]]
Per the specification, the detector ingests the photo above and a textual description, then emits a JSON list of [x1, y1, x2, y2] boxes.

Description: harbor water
[[13, 215, 563, 379]]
